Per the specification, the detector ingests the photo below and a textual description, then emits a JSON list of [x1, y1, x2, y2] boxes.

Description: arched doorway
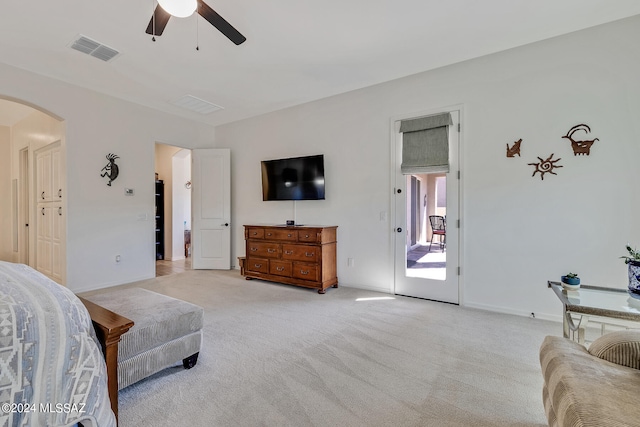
[[0, 97, 67, 284]]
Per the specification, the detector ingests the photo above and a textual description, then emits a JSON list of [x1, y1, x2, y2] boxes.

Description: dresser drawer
[[265, 229, 298, 241], [247, 241, 280, 258], [246, 228, 264, 239], [297, 230, 318, 243], [292, 263, 319, 281], [247, 257, 269, 274], [269, 260, 292, 277], [282, 244, 319, 262]]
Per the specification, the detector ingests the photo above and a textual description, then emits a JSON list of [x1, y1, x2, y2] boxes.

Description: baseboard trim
[[72, 273, 155, 294], [463, 301, 562, 323], [340, 283, 393, 294]]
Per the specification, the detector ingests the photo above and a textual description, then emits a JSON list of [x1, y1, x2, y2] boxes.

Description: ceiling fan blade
[[197, 0, 246, 45], [145, 5, 171, 36]]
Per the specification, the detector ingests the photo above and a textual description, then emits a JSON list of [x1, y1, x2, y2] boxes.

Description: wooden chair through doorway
[[428, 215, 446, 252]]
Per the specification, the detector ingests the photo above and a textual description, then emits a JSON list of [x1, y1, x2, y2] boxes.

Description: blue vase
[[628, 261, 640, 294], [561, 276, 580, 286]]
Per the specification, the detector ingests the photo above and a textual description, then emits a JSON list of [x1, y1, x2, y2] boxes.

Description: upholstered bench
[[84, 287, 203, 390]]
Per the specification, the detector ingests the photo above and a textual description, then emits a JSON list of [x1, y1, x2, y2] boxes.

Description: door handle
[[221, 223, 229, 226], [396, 227, 402, 233]]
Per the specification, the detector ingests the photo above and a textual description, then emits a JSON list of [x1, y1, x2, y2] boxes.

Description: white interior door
[[393, 110, 460, 304], [191, 148, 231, 269]]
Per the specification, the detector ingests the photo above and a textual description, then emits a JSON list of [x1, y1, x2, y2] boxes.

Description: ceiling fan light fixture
[[157, 0, 197, 18]]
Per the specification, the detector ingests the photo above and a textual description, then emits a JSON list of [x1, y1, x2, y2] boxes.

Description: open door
[[191, 148, 230, 269]]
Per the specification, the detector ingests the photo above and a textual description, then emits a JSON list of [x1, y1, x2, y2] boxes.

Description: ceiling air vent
[[171, 95, 223, 115], [69, 35, 119, 62]]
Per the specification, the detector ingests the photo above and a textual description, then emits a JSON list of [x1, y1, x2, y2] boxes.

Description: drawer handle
[[305, 252, 315, 257], [267, 233, 272, 236], [267, 248, 276, 253], [250, 247, 258, 252], [254, 263, 262, 268], [304, 234, 310, 238], [284, 250, 293, 255], [276, 266, 285, 272], [300, 270, 309, 275], [287, 233, 293, 237], [252, 232, 258, 235]]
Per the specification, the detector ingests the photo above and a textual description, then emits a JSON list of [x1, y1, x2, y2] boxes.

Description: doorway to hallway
[[154, 144, 192, 276]]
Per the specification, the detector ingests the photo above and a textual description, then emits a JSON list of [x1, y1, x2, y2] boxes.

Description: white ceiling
[[1, 1, 639, 127]]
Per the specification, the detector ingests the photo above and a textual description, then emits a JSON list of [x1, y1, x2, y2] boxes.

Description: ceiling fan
[[145, 0, 246, 45]]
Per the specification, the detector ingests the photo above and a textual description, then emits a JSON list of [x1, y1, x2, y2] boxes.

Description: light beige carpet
[[84, 270, 557, 427]]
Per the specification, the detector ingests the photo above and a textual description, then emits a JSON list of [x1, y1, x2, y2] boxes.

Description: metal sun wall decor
[[562, 124, 599, 156], [100, 153, 120, 186], [528, 153, 563, 180]]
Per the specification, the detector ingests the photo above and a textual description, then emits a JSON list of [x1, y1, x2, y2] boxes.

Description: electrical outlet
[[115, 255, 121, 263], [347, 258, 354, 267]]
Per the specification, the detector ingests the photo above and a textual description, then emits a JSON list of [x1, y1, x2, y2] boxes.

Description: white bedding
[[0, 261, 115, 427]]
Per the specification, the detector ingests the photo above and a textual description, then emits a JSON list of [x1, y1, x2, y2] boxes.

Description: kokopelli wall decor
[[101, 153, 120, 186], [562, 124, 598, 156]]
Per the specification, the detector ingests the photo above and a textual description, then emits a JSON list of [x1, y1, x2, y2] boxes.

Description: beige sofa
[[540, 331, 640, 427]]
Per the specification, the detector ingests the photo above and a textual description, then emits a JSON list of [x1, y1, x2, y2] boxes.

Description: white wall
[[215, 16, 640, 319], [0, 126, 11, 260], [0, 63, 215, 292]]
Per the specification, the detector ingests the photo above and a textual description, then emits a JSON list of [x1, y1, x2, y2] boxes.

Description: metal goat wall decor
[[101, 153, 120, 186], [562, 124, 598, 156]]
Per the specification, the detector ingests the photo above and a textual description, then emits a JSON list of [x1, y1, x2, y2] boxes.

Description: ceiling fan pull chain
[[196, 11, 200, 51], [152, 0, 156, 41]]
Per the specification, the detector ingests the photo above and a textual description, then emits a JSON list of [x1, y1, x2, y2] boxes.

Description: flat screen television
[[261, 154, 325, 201]]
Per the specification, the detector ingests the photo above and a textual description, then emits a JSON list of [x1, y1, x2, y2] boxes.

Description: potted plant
[[621, 245, 640, 294], [561, 272, 580, 287]]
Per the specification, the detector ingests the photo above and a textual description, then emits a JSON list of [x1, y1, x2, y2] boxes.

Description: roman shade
[[400, 113, 452, 174]]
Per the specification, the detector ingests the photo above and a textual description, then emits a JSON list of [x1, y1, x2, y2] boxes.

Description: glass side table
[[548, 281, 640, 344]]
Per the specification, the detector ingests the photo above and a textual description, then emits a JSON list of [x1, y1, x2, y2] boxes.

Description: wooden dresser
[[242, 225, 338, 293]]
